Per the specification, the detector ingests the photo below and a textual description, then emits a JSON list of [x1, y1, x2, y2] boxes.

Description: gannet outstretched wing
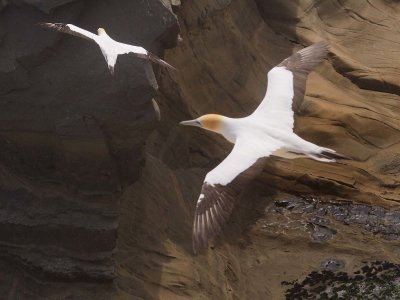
[[38, 22, 176, 74], [192, 137, 282, 253], [39, 23, 98, 42], [252, 41, 330, 129]]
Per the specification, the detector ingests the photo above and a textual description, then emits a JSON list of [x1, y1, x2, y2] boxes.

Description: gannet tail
[[309, 147, 352, 162], [147, 52, 176, 71]]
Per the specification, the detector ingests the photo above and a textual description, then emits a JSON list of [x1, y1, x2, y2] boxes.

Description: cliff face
[[0, 0, 400, 299], [117, 0, 400, 299], [0, 0, 178, 298]]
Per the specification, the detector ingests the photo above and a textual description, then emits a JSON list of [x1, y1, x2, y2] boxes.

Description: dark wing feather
[[133, 51, 176, 71], [277, 41, 330, 112], [147, 52, 177, 71], [38, 22, 98, 42], [151, 99, 161, 121], [192, 137, 283, 254], [192, 157, 268, 254]]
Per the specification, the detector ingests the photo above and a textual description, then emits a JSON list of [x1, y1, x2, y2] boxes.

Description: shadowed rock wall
[[0, 0, 178, 298]]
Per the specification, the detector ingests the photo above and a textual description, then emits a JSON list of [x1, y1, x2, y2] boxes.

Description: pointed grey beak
[[179, 119, 201, 127]]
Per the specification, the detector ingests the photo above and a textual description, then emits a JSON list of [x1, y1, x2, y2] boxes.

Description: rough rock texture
[[116, 0, 400, 299], [1, 0, 400, 299], [283, 260, 400, 298], [0, 0, 178, 298]]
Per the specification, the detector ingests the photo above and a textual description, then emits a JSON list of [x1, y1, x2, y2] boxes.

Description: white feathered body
[[95, 31, 148, 72], [38, 23, 175, 73], [218, 116, 325, 157]]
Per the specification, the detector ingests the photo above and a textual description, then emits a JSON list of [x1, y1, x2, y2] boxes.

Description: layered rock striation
[[0, 0, 178, 298], [116, 0, 400, 299]]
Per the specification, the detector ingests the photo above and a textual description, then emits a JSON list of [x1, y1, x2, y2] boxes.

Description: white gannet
[[38, 23, 176, 74], [180, 41, 351, 254]]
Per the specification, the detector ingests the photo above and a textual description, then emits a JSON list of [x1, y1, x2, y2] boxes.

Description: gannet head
[[97, 27, 107, 35], [180, 114, 224, 133]]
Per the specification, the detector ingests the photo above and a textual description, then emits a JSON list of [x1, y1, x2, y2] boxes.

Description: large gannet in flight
[[39, 23, 176, 74], [180, 41, 351, 254]]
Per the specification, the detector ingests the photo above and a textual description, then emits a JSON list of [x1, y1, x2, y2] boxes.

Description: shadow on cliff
[[214, 159, 284, 251], [117, 0, 341, 298], [208, 0, 303, 252], [0, 0, 179, 298], [120, 0, 400, 298]]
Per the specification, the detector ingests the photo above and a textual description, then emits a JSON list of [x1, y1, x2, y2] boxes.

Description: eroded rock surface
[[269, 196, 400, 242], [116, 0, 400, 299], [0, 0, 178, 298], [283, 261, 400, 299]]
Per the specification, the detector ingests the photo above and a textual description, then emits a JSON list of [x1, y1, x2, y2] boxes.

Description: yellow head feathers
[[198, 114, 223, 131], [180, 114, 224, 132]]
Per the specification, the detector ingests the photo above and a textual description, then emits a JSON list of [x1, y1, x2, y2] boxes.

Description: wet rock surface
[[283, 261, 400, 299], [269, 196, 400, 242], [320, 259, 345, 272]]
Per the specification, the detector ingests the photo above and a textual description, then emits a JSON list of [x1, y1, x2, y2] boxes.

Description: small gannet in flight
[[180, 41, 351, 254], [39, 23, 176, 74]]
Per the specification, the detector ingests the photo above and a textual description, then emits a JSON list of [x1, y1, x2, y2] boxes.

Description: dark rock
[[271, 197, 400, 242], [15, 0, 79, 14], [0, 0, 179, 295], [311, 224, 336, 242], [321, 259, 345, 272], [309, 216, 330, 227], [284, 261, 400, 299]]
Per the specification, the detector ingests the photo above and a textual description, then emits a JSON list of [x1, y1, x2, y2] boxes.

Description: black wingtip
[[147, 52, 177, 71], [151, 99, 161, 121], [315, 40, 330, 47], [37, 22, 65, 31], [108, 65, 114, 76], [314, 40, 330, 53], [320, 150, 352, 160], [192, 232, 201, 255], [37, 22, 49, 27], [158, 59, 177, 71]]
